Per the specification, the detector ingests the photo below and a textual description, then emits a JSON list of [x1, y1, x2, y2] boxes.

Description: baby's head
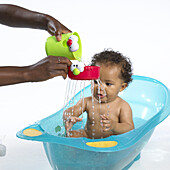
[[91, 49, 133, 85], [91, 49, 133, 103]]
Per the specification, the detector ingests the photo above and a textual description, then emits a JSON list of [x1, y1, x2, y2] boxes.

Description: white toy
[[70, 61, 85, 75], [67, 35, 79, 52]]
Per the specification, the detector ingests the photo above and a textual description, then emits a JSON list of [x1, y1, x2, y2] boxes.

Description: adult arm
[[0, 56, 72, 86], [0, 4, 71, 40]]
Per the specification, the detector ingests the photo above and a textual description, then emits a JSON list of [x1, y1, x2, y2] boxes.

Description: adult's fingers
[[50, 70, 67, 79], [55, 27, 72, 41], [49, 56, 72, 66], [55, 29, 62, 41], [58, 57, 72, 66], [49, 63, 68, 74]]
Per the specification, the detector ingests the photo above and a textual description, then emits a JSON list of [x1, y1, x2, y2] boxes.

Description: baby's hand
[[100, 114, 116, 132], [65, 116, 82, 132]]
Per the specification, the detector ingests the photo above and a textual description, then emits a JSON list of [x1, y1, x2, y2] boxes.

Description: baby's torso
[[85, 97, 122, 139]]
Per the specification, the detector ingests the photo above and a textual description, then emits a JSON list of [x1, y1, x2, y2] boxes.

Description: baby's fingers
[[102, 123, 110, 128], [65, 120, 74, 131], [75, 117, 83, 122], [100, 114, 109, 120], [69, 117, 82, 124], [101, 121, 111, 132], [100, 114, 106, 120], [65, 121, 70, 131], [103, 127, 111, 132], [101, 120, 110, 124]]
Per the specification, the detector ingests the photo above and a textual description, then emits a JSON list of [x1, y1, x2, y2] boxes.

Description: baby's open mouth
[[97, 94, 106, 98]]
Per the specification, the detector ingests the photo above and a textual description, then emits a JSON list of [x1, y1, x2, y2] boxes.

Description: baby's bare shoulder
[[118, 97, 131, 109], [85, 96, 92, 102], [82, 96, 92, 106]]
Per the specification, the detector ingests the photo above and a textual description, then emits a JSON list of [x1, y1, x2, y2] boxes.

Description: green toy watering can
[[45, 32, 82, 61]]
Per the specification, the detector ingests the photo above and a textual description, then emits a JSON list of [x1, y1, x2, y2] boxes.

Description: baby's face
[[93, 63, 127, 103]]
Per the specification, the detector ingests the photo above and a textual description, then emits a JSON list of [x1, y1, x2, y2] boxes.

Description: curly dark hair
[[91, 49, 133, 85]]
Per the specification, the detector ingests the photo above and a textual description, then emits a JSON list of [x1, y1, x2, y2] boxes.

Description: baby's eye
[[106, 83, 112, 86]]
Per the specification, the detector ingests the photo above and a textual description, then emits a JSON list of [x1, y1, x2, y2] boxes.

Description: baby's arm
[[101, 102, 134, 135], [63, 98, 87, 132]]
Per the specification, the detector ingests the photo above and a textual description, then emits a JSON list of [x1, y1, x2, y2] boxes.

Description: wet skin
[[64, 63, 134, 139]]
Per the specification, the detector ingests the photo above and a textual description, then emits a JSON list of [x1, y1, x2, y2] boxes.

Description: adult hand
[[46, 15, 72, 41], [0, 56, 71, 86], [0, 4, 72, 41], [27, 56, 72, 82]]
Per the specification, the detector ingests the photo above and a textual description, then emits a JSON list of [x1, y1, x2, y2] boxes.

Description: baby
[[63, 49, 134, 139]]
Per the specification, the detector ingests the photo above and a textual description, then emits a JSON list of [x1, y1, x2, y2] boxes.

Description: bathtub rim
[[16, 75, 170, 152]]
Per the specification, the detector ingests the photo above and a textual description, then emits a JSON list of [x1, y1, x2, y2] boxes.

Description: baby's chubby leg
[[67, 129, 88, 138]]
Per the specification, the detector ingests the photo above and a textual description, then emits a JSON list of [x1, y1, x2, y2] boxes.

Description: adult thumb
[[55, 30, 62, 41]]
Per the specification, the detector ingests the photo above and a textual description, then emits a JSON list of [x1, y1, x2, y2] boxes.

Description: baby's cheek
[[93, 87, 97, 93]]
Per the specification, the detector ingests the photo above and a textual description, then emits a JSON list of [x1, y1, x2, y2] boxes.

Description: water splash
[[71, 80, 78, 115], [63, 79, 87, 137], [91, 80, 95, 139], [62, 77, 111, 139], [81, 81, 85, 130]]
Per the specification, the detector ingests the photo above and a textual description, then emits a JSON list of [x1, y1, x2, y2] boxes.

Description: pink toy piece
[[68, 66, 100, 80]]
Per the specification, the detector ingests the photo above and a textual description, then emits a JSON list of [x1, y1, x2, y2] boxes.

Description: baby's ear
[[120, 83, 127, 92]]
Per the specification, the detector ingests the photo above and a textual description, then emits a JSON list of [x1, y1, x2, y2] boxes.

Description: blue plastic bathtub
[[17, 75, 170, 170]]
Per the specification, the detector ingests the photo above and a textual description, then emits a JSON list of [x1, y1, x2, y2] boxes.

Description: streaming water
[[107, 103, 110, 117], [63, 78, 71, 124], [71, 80, 78, 115], [98, 79, 106, 96], [63, 78, 71, 111], [91, 80, 95, 139], [63, 79, 87, 137], [96, 79, 101, 104], [81, 81, 85, 130], [96, 79, 103, 138], [62, 78, 110, 139], [78, 81, 86, 135]]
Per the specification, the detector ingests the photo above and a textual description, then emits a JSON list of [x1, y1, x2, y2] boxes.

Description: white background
[[0, 0, 169, 169]]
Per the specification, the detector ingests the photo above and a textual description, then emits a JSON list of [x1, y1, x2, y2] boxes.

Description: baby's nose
[[98, 82, 105, 91]]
